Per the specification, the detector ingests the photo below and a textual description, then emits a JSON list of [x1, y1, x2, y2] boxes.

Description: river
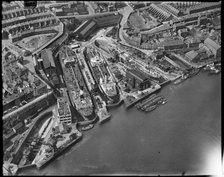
[[19, 72, 221, 176]]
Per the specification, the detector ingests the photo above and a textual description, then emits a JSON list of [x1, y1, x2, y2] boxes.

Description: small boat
[[215, 63, 221, 66], [136, 94, 157, 109], [174, 78, 183, 85], [161, 99, 167, 105], [208, 69, 220, 75], [145, 105, 157, 112], [80, 124, 94, 131], [203, 66, 212, 71]]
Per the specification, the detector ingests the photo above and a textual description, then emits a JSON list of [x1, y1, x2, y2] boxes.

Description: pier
[[125, 84, 161, 109]]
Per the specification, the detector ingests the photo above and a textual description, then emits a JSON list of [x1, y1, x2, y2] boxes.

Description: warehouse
[[187, 2, 221, 14], [161, 3, 180, 17], [148, 3, 172, 22], [73, 19, 98, 40], [160, 39, 187, 50], [204, 37, 221, 58]]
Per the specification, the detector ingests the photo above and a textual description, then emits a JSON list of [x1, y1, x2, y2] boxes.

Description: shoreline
[[124, 85, 161, 109], [36, 135, 82, 170]]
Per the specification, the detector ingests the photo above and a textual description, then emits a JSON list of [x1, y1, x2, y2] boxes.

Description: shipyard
[[2, 1, 221, 176]]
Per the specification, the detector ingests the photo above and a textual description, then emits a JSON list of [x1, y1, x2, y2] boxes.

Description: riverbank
[[18, 72, 221, 176]]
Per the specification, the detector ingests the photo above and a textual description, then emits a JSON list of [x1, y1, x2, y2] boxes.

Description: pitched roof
[[41, 49, 56, 68], [204, 37, 221, 51], [185, 50, 198, 60]]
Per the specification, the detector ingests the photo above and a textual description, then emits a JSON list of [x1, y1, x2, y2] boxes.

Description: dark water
[[20, 72, 221, 176]]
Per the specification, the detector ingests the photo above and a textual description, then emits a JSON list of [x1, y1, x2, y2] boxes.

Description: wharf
[[36, 133, 82, 170], [125, 84, 161, 109], [160, 80, 171, 87], [98, 110, 111, 124]]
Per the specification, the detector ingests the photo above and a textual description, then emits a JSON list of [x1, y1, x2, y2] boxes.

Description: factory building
[[73, 19, 98, 41], [94, 13, 122, 28], [125, 69, 151, 91], [185, 50, 199, 61], [56, 98, 72, 125], [73, 13, 121, 41], [161, 3, 181, 17], [187, 2, 221, 14], [159, 39, 187, 50], [41, 49, 56, 69], [148, 3, 173, 22], [204, 37, 221, 58]]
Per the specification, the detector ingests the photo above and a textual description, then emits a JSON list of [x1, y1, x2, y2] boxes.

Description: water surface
[[19, 72, 221, 176]]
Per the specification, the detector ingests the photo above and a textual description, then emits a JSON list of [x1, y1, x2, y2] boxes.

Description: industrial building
[[125, 69, 151, 91], [187, 2, 221, 14], [148, 3, 172, 22], [94, 13, 122, 28], [185, 50, 199, 61], [56, 97, 72, 125], [73, 13, 122, 41], [204, 37, 221, 58], [159, 39, 187, 50], [73, 20, 98, 41], [41, 49, 56, 69], [161, 3, 181, 17]]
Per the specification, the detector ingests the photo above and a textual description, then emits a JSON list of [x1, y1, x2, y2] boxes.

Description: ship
[[59, 47, 94, 120], [144, 105, 157, 112], [85, 47, 118, 101]]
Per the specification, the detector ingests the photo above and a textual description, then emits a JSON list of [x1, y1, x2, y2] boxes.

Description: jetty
[[125, 84, 161, 109]]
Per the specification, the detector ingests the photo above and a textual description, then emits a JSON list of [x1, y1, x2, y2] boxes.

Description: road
[[3, 90, 54, 120], [117, 5, 154, 56], [85, 1, 95, 16], [58, 11, 118, 20]]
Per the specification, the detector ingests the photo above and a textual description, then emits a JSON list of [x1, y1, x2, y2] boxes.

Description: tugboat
[[85, 47, 118, 101]]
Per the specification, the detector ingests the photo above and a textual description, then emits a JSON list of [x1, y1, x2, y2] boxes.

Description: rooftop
[[188, 2, 221, 12], [185, 50, 198, 60], [159, 39, 184, 47], [41, 49, 56, 68], [127, 68, 149, 82], [150, 3, 171, 18], [204, 37, 221, 50], [57, 98, 71, 117], [80, 20, 97, 36]]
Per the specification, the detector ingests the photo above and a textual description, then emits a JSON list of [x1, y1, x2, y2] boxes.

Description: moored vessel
[[85, 47, 118, 101], [59, 47, 94, 121], [144, 105, 157, 112]]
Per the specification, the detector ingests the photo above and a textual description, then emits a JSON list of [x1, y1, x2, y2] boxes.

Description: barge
[[144, 105, 157, 112]]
